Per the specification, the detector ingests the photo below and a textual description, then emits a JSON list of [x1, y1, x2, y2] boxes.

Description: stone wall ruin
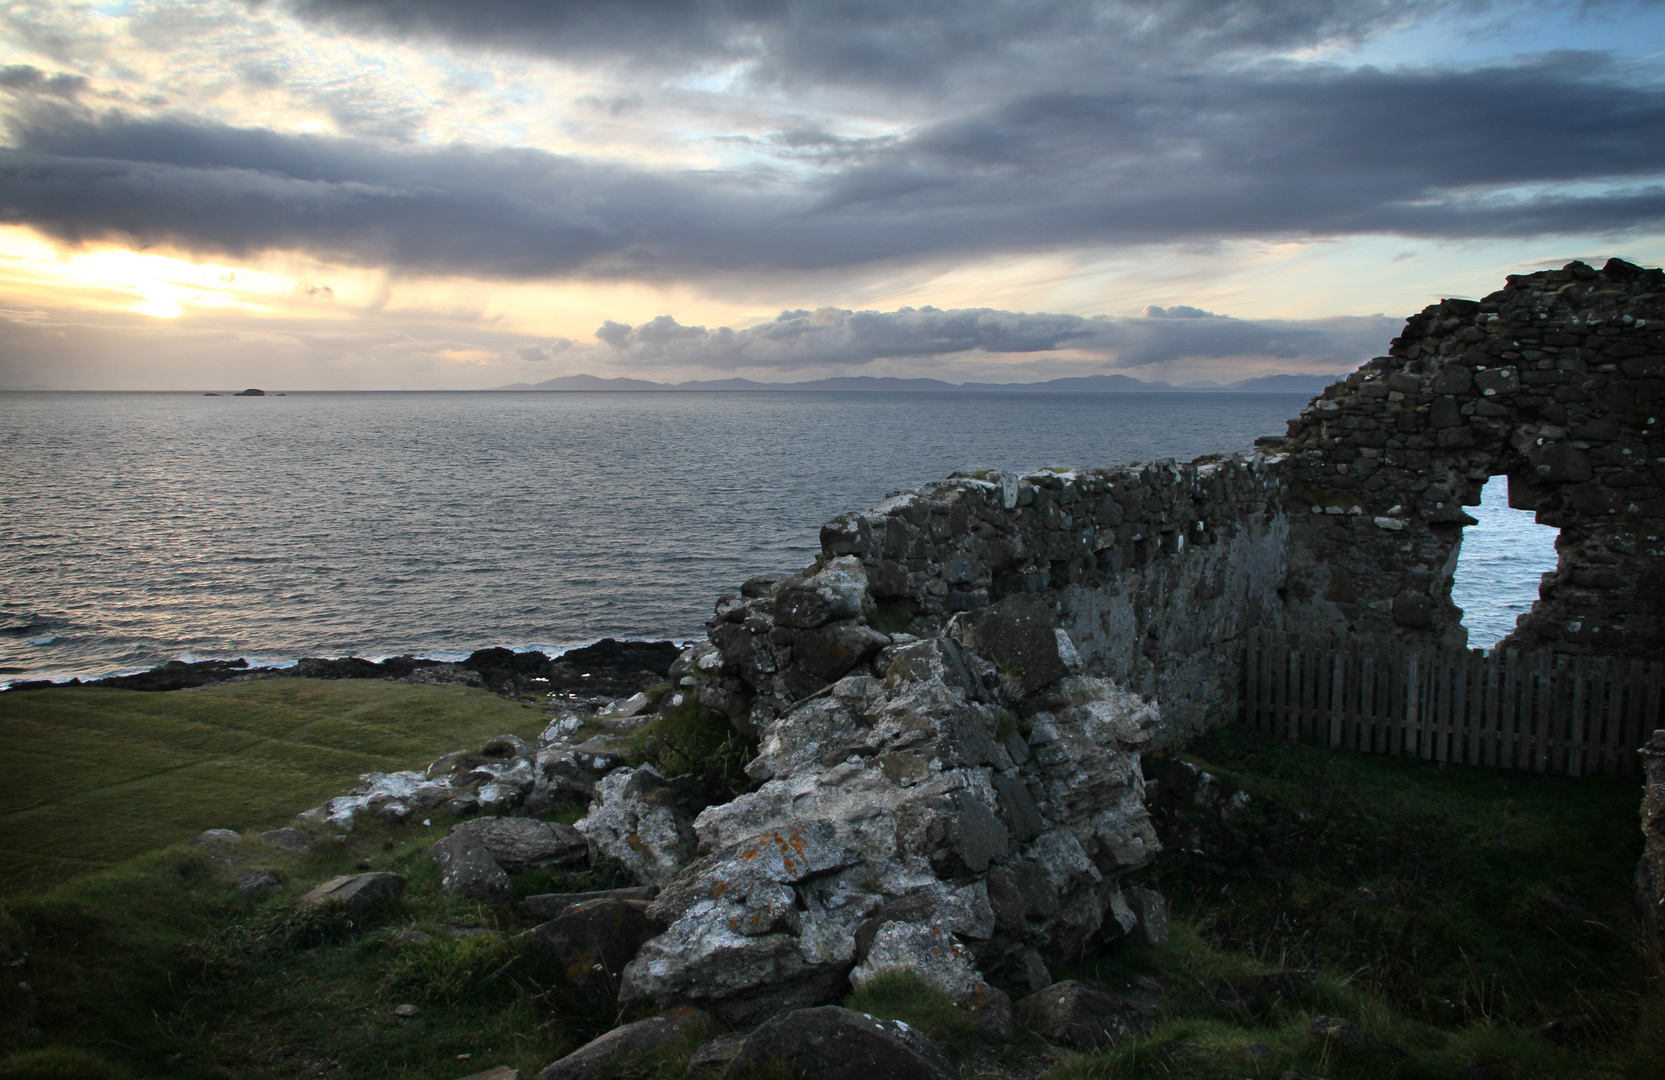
[[1270, 257, 1665, 656], [551, 258, 1665, 1026]]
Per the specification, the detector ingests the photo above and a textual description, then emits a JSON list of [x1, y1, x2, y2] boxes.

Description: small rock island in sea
[[234, 387, 266, 396]]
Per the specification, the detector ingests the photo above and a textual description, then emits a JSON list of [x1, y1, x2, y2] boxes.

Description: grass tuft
[[844, 969, 980, 1059], [628, 699, 757, 803]]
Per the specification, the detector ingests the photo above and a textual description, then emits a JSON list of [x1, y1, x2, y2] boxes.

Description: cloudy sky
[[1, 0, 1662, 389]]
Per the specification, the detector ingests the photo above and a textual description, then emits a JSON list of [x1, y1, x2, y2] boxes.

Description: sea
[[0, 391, 1557, 684]]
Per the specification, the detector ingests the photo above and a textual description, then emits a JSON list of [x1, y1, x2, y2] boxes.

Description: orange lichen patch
[[628, 832, 649, 852], [566, 950, 600, 981]]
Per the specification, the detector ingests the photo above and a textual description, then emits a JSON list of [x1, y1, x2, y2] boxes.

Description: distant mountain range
[[493, 372, 1342, 394]]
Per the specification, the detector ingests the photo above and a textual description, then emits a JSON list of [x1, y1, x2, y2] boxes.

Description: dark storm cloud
[[590, 305, 1401, 370], [275, 0, 1460, 89], [2, 56, 1662, 278], [0, 65, 88, 98]]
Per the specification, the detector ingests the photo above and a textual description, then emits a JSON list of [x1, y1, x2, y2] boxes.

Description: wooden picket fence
[[1242, 628, 1665, 777]]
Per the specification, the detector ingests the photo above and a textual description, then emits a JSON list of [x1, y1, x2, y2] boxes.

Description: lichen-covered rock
[[304, 771, 431, 830], [774, 558, 869, 630], [532, 898, 659, 995], [428, 832, 511, 905], [617, 645, 1159, 1021], [576, 764, 699, 887]]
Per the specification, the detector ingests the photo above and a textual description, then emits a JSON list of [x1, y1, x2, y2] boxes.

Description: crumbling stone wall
[[691, 456, 1289, 746], [1267, 258, 1665, 656], [679, 259, 1665, 754]]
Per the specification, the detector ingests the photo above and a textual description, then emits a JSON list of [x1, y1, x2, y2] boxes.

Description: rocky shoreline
[[3, 638, 682, 709]]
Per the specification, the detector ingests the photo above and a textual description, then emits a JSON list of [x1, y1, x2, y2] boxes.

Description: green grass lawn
[[0, 679, 549, 895]]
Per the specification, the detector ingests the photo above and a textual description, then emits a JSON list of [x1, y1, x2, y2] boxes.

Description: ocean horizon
[[2, 389, 1554, 684]]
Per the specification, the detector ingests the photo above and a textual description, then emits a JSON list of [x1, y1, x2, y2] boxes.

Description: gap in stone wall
[[1449, 476, 1560, 651]]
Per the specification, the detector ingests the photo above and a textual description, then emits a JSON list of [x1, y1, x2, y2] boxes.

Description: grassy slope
[[1, 687, 1660, 1080], [0, 679, 548, 895]]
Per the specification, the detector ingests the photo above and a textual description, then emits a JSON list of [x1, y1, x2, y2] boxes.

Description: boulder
[[195, 828, 241, 846], [429, 833, 511, 905], [685, 1032, 747, 1077], [533, 898, 659, 995], [258, 827, 311, 854], [723, 1006, 954, 1080], [965, 980, 1018, 1044], [448, 817, 588, 871], [534, 1005, 708, 1080], [1017, 980, 1155, 1050], [309, 770, 430, 829], [576, 765, 698, 887], [235, 869, 282, 897], [523, 886, 658, 921], [300, 872, 406, 910], [774, 558, 869, 630]]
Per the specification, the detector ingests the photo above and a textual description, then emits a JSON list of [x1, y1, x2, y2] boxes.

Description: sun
[[134, 298, 183, 319]]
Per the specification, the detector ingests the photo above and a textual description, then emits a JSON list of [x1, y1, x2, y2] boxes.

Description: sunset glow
[[1, 1, 1661, 388]]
